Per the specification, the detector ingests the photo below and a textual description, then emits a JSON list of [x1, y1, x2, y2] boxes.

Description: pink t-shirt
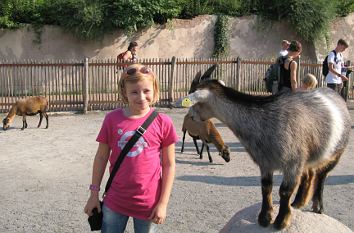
[[96, 108, 178, 220]]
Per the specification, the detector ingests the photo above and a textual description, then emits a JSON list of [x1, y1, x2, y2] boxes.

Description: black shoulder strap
[[332, 50, 337, 63], [104, 110, 158, 195]]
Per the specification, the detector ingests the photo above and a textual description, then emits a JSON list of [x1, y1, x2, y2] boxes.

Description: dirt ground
[[0, 107, 353, 233]]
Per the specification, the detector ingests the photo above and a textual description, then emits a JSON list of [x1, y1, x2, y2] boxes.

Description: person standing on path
[[325, 39, 349, 94], [84, 63, 178, 233]]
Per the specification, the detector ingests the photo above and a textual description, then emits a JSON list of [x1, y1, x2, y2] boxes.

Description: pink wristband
[[89, 184, 100, 192]]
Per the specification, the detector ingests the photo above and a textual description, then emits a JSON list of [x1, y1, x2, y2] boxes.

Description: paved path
[[0, 107, 353, 233]]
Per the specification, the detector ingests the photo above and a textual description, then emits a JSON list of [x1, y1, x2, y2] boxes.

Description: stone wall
[[0, 14, 353, 62]]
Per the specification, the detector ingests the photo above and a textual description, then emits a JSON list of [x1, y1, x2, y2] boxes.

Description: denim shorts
[[101, 203, 157, 233]]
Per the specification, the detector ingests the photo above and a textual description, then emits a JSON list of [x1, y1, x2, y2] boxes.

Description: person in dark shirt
[[280, 40, 302, 92]]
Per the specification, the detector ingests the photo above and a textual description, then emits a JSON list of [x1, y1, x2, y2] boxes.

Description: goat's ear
[[189, 71, 202, 94], [200, 64, 217, 81], [193, 71, 202, 83]]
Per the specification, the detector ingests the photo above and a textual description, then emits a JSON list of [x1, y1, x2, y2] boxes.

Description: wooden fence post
[[236, 56, 241, 91], [83, 58, 89, 114], [342, 60, 351, 101], [168, 56, 177, 108], [297, 55, 301, 87]]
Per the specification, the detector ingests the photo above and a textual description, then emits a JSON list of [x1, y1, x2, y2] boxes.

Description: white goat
[[183, 79, 351, 229]]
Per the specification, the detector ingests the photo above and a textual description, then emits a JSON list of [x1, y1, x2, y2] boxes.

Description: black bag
[[264, 56, 285, 93], [87, 110, 158, 231], [88, 201, 103, 231], [322, 50, 337, 76]]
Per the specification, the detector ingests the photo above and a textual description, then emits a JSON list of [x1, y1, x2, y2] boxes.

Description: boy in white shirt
[[326, 39, 349, 93]]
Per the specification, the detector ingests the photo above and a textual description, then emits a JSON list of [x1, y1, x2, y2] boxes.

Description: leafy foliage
[[250, 0, 337, 42], [0, 0, 353, 41], [104, 0, 182, 35], [213, 14, 229, 58], [0, 0, 45, 28], [287, 0, 337, 42], [336, 0, 354, 17]]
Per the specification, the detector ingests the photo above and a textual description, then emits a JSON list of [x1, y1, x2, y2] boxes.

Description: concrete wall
[[229, 15, 317, 60], [0, 14, 353, 62]]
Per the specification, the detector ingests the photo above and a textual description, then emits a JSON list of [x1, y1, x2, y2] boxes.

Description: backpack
[[117, 51, 127, 60], [264, 56, 285, 93], [322, 50, 337, 76]]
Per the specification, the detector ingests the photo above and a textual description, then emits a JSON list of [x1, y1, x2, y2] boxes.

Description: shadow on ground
[[177, 174, 354, 187]]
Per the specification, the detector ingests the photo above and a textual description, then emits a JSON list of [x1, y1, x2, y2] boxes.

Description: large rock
[[220, 203, 353, 233]]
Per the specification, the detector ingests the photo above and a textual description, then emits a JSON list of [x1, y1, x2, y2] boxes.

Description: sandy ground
[[0, 107, 353, 233]]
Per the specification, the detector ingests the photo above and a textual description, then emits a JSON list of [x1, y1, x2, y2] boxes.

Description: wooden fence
[[0, 57, 353, 113]]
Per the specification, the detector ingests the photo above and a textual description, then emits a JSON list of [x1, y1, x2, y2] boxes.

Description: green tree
[[254, 0, 337, 42], [103, 0, 182, 34], [1, 0, 353, 41]]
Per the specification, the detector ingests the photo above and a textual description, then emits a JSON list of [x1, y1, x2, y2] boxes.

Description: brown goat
[[181, 111, 230, 163], [2, 96, 49, 130], [180, 64, 230, 163]]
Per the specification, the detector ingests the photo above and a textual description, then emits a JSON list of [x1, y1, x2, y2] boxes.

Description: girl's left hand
[[148, 203, 167, 224]]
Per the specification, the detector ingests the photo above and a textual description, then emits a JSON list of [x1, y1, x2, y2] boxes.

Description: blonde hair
[[281, 40, 290, 46], [302, 73, 318, 90], [118, 63, 160, 104]]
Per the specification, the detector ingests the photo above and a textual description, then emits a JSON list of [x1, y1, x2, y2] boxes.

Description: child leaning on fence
[[84, 63, 178, 233]]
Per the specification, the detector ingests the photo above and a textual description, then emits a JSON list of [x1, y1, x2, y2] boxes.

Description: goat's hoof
[[258, 212, 272, 227], [312, 207, 323, 214], [291, 201, 304, 209], [273, 215, 291, 230], [311, 202, 323, 214]]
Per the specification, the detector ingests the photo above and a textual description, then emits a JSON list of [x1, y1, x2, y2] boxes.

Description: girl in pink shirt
[[84, 64, 178, 233]]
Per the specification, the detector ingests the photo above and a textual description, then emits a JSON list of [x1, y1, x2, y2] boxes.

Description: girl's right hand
[[84, 193, 101, 216]]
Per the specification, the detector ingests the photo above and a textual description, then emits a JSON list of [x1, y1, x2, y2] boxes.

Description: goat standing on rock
[[182, 79, 351, 229], [2, 96, 49, 130]]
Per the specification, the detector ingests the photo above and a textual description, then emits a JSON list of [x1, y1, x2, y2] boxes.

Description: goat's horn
[[200, 64, 218, 81]]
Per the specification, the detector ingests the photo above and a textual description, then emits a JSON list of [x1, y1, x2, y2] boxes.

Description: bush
[[40, 0, 104, 39], [254, 0, 337, 42], [104, 0, 182, 34], [288, 0, 337, 42], [179, 0, 243, 18], [213, 14, 229, 58], [336, 0, 354, 17], [0, 0, 45, 28], [1, 0, 353, 41]]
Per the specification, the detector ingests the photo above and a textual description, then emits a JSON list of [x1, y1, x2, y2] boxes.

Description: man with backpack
[[264, 40, 302, 94], [323, 39, 349, 94]]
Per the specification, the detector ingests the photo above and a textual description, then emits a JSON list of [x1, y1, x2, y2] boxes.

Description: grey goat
[[183, 79, 351, 230]]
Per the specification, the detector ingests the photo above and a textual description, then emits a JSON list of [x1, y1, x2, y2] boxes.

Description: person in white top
[[279, 40, 290, 57], [326, 39, 349, 93]]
